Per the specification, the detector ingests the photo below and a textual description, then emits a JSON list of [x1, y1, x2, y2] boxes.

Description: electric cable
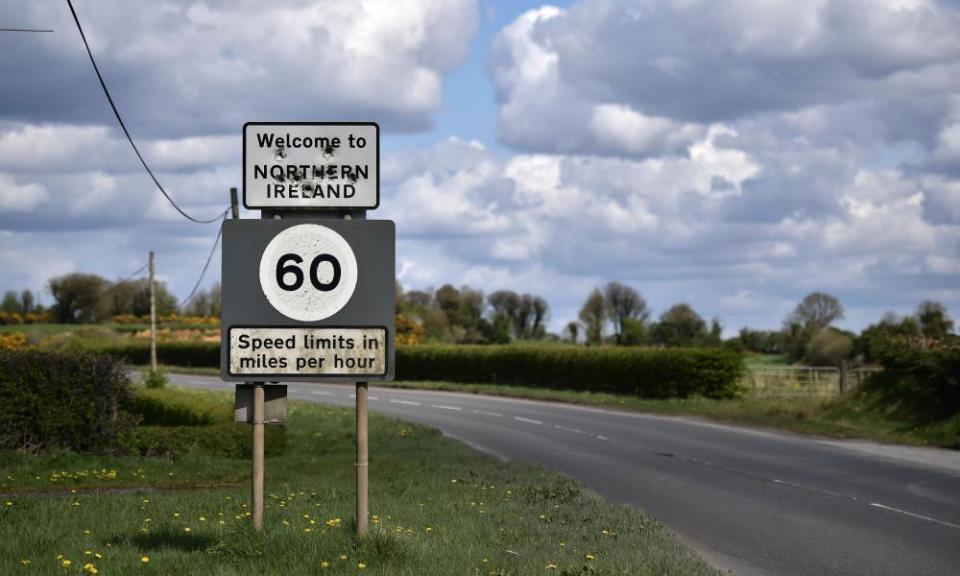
[[65, 0, 224, 224], [177, 210, 228, 308]]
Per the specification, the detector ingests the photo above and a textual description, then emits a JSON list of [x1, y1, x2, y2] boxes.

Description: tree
[[208, 282, 222, 317], [579, 289, 606, 345], [404, 290, 432, 310], [48, 273, 109, 323], [652, 303, 707, 347], [785, 292, 844, 332], [531, 296, 549, 339], [783, 292, 844, 361], [488, 290, 520, 338], [916, 300, 954, 338], [563, 321, 580, 344], [603, 282, 649, 344], [19, 290, 35, 314], [1, 291, 19, 314]]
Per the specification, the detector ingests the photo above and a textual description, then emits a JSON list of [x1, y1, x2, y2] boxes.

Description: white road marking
[[514, 417, 544, 425], [868, 502, 960, 530], [390, 399, 420, 406], [310, 390, 333, 396], [553, 424, 587, 435], [596, 435, 610, 441], [473, 410, 503, 418], [431, 404, 462, 411], [369, 396, 379, 401]]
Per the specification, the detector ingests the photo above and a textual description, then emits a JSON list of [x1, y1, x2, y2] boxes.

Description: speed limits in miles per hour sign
[[220, 218, 395, 382]]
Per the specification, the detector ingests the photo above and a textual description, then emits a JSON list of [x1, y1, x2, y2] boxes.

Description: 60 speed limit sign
[[259, 224, 358, 321], [220, 219, 395, 381]]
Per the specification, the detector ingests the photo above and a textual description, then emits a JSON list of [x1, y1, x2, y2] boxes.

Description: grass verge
[[0, 388, 719, 576], [374, 380, 960, 449]]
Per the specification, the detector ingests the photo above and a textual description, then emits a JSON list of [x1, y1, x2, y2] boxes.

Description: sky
[[0, 0, 958, 335]]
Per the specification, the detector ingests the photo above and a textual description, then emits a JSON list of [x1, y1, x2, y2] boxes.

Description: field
[[0, 388, 719, 576]]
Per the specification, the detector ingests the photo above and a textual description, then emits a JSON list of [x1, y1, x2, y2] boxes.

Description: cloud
[[0, 0, 479, 136], [0, 174, 49, 211], [490, 0, 960, 156]]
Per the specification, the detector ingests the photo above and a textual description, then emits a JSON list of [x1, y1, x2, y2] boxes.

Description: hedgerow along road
[[172, 374, 960, 576]]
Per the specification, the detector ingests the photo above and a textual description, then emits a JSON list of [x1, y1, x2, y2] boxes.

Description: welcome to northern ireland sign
[[243, 122, 379, 210]]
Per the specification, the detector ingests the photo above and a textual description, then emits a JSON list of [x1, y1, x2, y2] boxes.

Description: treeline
[[726, 293, 955, 366], [395, 283, 550, 344], [0, 272, 221, 325]]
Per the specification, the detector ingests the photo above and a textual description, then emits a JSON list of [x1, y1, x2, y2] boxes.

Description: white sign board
[[229, 327, 386, 377], [243, 122, 379, 210]]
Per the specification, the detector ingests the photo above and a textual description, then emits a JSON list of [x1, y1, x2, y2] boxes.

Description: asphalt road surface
[[171, 374, 960, 576]]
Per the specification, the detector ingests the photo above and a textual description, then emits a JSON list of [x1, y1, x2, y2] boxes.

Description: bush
[[396, 345, 744, 399], [0, 350, 135, 452], [142, 367, 168, 389], [865, 336, 960, 417], [805, 328, 854, 367]]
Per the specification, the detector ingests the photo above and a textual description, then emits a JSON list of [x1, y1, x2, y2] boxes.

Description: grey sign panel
[[220, 218, 395, 381], [243, 122, 379, 210]]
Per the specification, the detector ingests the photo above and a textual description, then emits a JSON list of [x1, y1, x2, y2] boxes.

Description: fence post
[[839, 360, 849, 394]]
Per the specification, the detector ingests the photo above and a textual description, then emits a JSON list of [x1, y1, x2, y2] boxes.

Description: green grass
[[0, 389, 719, 576], [375, 380, 960, 448]]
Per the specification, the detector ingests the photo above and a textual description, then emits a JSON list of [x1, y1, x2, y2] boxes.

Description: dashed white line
[[868, 502, 960, 530], [431, 404, 462, 411], [596, 435, 610, 441], [473, 410, 503, 418], [369, 396, 379, 401], [389, 399, 421, 406], [553, 424, 587, 435], [310, 390, 333, 396], [514, 417, 544, 425]]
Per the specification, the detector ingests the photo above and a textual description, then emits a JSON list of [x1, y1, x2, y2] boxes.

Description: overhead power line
[[64, 0, 224, 224], [177, 210, 228, 308], [119, 261, 148, 282], [0, 27, 54, 32]]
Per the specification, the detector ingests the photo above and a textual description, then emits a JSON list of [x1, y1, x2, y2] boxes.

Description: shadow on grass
[[112, 527, 218, 552]]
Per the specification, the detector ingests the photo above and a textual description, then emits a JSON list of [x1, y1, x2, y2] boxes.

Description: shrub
[[396, 345, 744, 399], [89, 341, 220, 367], [865, 336, 960, 417], [805, 328, 854, 367], [0, 349, 135, 452], [142, 367, 168, 389]]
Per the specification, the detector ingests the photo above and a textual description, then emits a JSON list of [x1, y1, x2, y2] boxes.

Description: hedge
[[83, 341, 744, 399], [866, 337, 960, 417], [397, 345, 744, 399], [0, 349, 134, 452]]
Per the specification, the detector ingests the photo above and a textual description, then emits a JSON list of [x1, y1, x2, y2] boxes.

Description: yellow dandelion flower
[[141, 556, 150, 563], [320, 561, 329, 568], [425, 527, 433, 532], [84, 551, 92, 556], [4, 500, 12, 506], [199, 516, 207, 522], [358, 562, 366, 569], [19, 560, 30, 566], [61, 559, 72, 568], [546, 564, 558, 570], [83, 562, 99, 574], [339, 554, 348, 560], [184, 527, 192, 533], [173, 512, 180, 518], [218, 520, 225, 525], [585, 554, 595, 561], [94, 553, 102, 560]]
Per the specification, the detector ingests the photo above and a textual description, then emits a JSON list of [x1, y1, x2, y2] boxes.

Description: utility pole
[[149, 250, 157, 373]]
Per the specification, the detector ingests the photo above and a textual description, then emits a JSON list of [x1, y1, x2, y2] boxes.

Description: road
[[172, 374, 960, 576]]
